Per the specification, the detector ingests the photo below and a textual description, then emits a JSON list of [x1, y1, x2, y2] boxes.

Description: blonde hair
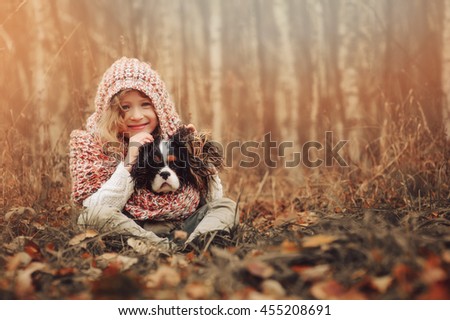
[[96, 89, 161, 152]]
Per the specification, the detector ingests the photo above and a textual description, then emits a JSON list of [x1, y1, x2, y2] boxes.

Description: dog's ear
[[185, 130, 224, 195], [130, 142, 155, 190], [171, 126, 191, 145], [184, 131, 224, 172]]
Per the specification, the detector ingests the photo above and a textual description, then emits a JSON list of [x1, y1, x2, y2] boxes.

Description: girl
[[69, 57, 237, 249]]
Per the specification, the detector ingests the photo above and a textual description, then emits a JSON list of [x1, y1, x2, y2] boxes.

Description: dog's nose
[[160, 171, 171, 180]]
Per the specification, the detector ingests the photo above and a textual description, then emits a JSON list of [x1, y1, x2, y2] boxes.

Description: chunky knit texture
[[70, 57, 201, 221], [87, 57, 180, 139]]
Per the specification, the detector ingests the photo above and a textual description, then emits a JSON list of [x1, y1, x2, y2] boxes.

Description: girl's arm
[[207, 174, 224, 202], [70, 130, 135, 209], [82, 162, 135, 209]]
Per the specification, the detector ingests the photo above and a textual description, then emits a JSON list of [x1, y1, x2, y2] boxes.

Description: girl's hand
[[125, 132, 154, 171], [186, 123, 197, 133]]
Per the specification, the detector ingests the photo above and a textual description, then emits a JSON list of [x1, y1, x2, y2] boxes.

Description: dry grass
[[1, 98, 448, 299]]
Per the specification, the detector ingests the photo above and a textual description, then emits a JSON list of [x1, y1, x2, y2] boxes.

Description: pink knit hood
[[86, 57, 180, 139]]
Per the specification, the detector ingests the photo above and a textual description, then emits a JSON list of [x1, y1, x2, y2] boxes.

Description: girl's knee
[[207, 198, 238, 224], [209, 197, 236, 209]]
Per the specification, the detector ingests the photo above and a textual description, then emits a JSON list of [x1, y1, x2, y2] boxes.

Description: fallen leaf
[[210, 246, 237, 262], [102, 261, 122, 276], [92, 272, 142, 299], [69, 292, 93, 300], [370, 249, 383, 263], [310, 280, 366, 299], [55, 267, 76, 277], [56, 205, 72, 214], [4, 207, 36, 221], [230, 286, 258, 299], [127, 238, 156, 254], [248, 249, 265, 258], [351, 269, 366, 280], [45, 243, 58, 256], [281, 239, 298, 253], [174, 230, 188, 241], [421, 267, 447, 284], [145, 266, 181, 288], [246, 261, 274, 279], [370, 275, 393, 293], [81, 252, 92, 260], [421, 254, 447, 284], [31, 221, 45, 230], [302, 235, 338, 248], [417, 283, 450, 299], [96, 253, 138, 272], [7, 252, 32, 272], [24, 240, 43, 260], [68, 229, 98, 246], [261, 279, 286, 298], [168, 254, 189, 268], [248, 291, 275, 300], [273, 213, 298, 227], [3, 236, 33, 252], [291, 265, 310, 273], [298, 264, 330, 281], [82, 267, 102, 281], [296, 211, 319, 225], [392, 263, 415, 294], [15, 262, 48, 298], [185, 282, 212, 299], [185, 251, 196, 261], [0, 278, 9, 291], [442, 250, 450, 264], [310, 280, 344, 299]]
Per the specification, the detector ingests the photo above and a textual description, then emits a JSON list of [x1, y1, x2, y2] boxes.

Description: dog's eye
[[154, 155, 162, 163], [167, 155, 177, 162]]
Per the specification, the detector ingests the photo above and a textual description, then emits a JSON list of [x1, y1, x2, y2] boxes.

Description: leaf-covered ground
[[1, 86, 448, 299], [1, 197, 449, 299]]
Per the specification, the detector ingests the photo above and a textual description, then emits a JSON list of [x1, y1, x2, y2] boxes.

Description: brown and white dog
[[130, 126, 223, 198]]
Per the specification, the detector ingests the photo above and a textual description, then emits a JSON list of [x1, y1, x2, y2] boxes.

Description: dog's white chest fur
[[152, 140, 180, 193]]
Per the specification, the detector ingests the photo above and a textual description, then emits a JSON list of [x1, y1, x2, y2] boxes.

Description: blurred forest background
[[0, 0, 449, 209]]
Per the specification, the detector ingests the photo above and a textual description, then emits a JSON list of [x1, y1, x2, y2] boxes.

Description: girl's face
[[119, 90, 159, 138]]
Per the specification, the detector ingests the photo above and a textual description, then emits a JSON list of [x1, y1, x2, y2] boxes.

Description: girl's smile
[[127, 122, 151, 131]]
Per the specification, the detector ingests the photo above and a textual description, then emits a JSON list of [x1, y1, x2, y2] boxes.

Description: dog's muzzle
[[152, 168, 180, 193]]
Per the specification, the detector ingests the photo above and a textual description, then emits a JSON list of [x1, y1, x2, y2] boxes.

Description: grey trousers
[[143, 198, 238, 242], [77, 198, 237, 246]]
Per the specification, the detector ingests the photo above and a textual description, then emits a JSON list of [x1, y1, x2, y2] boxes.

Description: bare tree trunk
[[238, 0, 263, 140], [255, 0, 281, 171], [30, 0, 48, 114], [273, 0, 299, 142], [409, 1, 444, 133], [323, 0, 345, 135], [443, 0, 450, 138], [288, 0, 314, 143], [209, 0, 223, 140], [309, 0, 325, 141], [179, 1, 209, 127], [29, 0, 53, 201], [338, 0, 361, 162], [179, 0, 190, 122], [29, 0, 50, 152], [157, 1, 177, 96]]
